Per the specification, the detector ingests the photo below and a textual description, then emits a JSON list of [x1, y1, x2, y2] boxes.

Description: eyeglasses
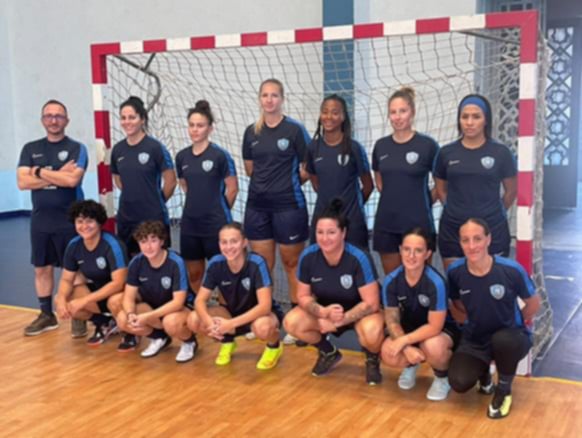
[[42, 114, 67, 121]]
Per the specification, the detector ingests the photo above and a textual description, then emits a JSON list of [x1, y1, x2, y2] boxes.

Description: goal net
[[91, 11, 551, 364]]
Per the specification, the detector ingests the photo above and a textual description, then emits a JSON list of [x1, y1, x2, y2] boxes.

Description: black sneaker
[[87, 320, 118, 347], [312, 348, 342, 376], [487, 389, 512, 419], [71, 319, 88, 338], [295, 340, 308, 348], [365, 353, 382, 386], [117, 333, 140, 353], [478, 372, 495, 395], [24, 312, 59, 336]]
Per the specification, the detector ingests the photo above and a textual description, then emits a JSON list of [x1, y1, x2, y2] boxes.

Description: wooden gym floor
[[1, 307, 580, 437]]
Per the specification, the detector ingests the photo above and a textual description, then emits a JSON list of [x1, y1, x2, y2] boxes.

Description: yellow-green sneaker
[[487, 391, 512, 419], [256, 344, 283, 370], [215, 341, 237, 366]]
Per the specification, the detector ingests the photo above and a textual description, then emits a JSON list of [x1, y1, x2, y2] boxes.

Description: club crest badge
[[161, 276, 172, 289], [202, 160, 214, 172], [277, 138, 289, 151], [58, 150, 69, 162], [337, 154, 350, 166], [481, 156, 495, 169], [490, 284, 505, 300], [406, 151, 419, 165], [96, 256, 107, 270], [242, 277, 251, 291], [340, 274, 353, 290], [418, 294, 430, 307], [138, 152, 150, 164]]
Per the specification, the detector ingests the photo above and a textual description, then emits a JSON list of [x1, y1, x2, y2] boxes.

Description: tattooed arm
[[337, 281, 380, 327]]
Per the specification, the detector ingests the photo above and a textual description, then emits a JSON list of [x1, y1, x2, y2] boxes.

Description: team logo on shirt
[[202, 160, 214, 172], [405, 151, 419, 165], [58, 150, 69, 162], [138, 152, 150, 164], [481, 156, 495, 169], [418, 294, 430, 307], [490, 284, 505, 300], [161, 276, 172, 289], [242, 277, 251, 291], [340, 274, 353, 290], [337, 154, 350, 166], [277, 138, 289, 151], [96, 257, 107, 270]]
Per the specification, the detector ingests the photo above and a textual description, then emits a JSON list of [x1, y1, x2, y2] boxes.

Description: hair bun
[[195, 99, 210, 111], [400, 87, 415, 99], [329, 198, 344, 214]]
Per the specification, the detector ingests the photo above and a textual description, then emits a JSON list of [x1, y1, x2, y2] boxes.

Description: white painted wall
[[355, 0, 477, 23], [0, 0, 322, 212]]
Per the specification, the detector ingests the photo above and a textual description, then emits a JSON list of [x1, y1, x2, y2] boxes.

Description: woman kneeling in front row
[[187, 222, 284, 370], [284, 199, 384, 385], [381, 228, 460, 401]]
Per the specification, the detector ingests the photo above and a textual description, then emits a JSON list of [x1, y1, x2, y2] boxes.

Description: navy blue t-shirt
[[447, 255, 535, 343], [382, 264, 448, 331], [297, 243, 378, 311], [175, 142, 236, 236], [372, 133, 438, 234], [110, 135, 174, 225], [18, 136, 89, 232], [127, 250, 188, 309], [203, 252, 272, 317], [306, 138, 370, 224], [433, 139, 516, 226], [242, 116, 309, 211], [63, 232, 127, 292]]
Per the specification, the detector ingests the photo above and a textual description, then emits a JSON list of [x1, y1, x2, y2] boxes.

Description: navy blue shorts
[[30, 228, 77, 267], [244, 206, 308, 244], [438, 216, 510, 259], [87, 284, 112, 315], [455, 328, 531, 365], [117, 220, 172, 256], [373, 229, 437, 254], [180, 233, 220, 261], [220, 302, 284, 336]]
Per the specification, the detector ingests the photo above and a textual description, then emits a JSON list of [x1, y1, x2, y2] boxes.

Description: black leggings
[[448, 328, 531, 393]]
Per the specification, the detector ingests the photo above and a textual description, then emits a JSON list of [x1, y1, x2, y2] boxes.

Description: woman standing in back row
[[372, 87, 439, 275], [242, 78, 310, 344]]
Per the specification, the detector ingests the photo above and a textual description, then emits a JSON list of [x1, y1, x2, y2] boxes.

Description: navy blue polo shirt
[[63, 232, 127, 291], [242, 116, 309, 211], [110, 135, 174, 225], [372, 133, 438, 234], [447, 255, 535, 343], [175, 142, 236, 236], [127, 250, 188, 309], [18, 136, 89, 232], [297, 243, 378, 311], [203, 251, 272, 317]]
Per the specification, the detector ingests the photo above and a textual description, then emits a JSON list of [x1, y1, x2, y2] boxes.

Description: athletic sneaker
[[87, 320, 118, 347], [117, 334, 139, 352], [487, 390, 512, 419], [245, 332, 257, 341], [478, 372, 496, 395], [256, 344, 283, 370], [215, 341, 237, 366], [365, 353, 382, 386], [282, 333, 298, 345], [426, 376, 451, 401], [140, 337, 172, 358], [176, 341, 197, 363], [398, 364, 419, 390], [312, 348, 342, 376], [71, 319, 88, 338], [24, 312, 59, 336]]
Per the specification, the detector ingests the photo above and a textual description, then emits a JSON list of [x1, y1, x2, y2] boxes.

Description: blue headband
[[460, 96, 489, 118]]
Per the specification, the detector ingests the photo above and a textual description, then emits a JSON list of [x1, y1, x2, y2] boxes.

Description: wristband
[[35, 167, 42, 178]]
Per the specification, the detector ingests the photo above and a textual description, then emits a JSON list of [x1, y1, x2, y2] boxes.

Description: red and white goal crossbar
[[90, 10, 540, 276]]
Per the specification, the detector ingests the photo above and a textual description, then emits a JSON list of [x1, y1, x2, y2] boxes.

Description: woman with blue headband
[[433, 94, 517, 271]]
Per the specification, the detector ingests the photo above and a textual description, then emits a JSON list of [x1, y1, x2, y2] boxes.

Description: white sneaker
[[140, 337, 172, 358], [283, 333, 297, 345], [398, 364, 419, 390], [426, 376, 451, 401], [245, 332, 257, 341], [176, 341, 197, 363]]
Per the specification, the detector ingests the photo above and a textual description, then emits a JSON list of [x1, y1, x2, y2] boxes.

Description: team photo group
[[17, 78, 540, 420]]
